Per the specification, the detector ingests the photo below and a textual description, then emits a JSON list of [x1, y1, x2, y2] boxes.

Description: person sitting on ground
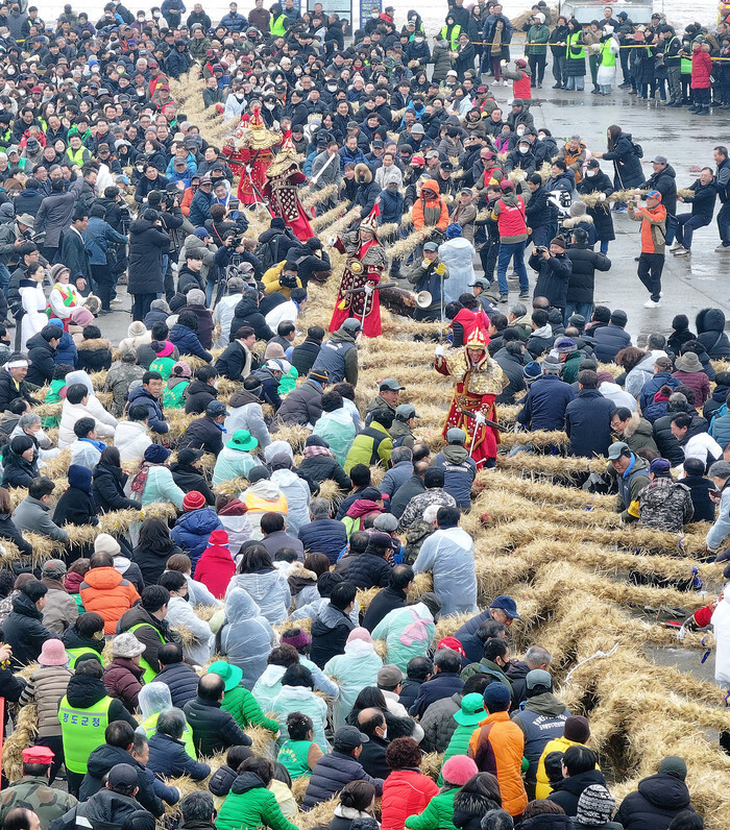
[[183, 673, 253, 757]]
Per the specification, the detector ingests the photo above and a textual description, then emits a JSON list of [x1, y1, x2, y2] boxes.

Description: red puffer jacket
[[193, 529, 236, 599], [691, 48, 712, 88], [381, 769, 440, 830]]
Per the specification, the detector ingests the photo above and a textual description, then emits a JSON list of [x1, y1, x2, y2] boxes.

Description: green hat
[[453, 692, 485, 726], [226, 429, 258, 452], [207, 660, 243, 691]]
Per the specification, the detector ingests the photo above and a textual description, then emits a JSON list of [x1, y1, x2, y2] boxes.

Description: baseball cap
[[469, 277, 490, 290], [645, 190, 662, 200], [22, 746, 55, 764], [108, 763, 139, 790], [649, 458, 671, 475], [206, 400, 230, 417], [396, 403, 418, 420], [377, 664, 404, 686], [654, 356, 673, 370], [334, 725, 369, 751], [423, 241, 439, 252], [380, 378, 404, 391], [651, 155, 668, 164], [489, 595, 521, 619], [526, 669, 553, 690], [607, 441, 631, 460]]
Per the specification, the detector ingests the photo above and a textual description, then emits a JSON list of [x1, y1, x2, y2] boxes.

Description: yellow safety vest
[[58, 694, 114, 774], [566, 32, 585, 60]]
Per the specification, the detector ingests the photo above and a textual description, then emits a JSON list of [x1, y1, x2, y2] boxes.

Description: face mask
[[153, 10, 160, 18], [519, 146, 529, 154], [415, 37, 424, 43], [372, 11, 379, 17], [265, 102, 275, 109], [538, 132, 546, 140], [516, 126, 525, 136], [327, 84, 337, 92]]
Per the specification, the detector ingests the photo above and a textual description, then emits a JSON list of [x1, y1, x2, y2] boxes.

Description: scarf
[[80, 437, 106, 453], [303, 445, 335, 460], [130, 461, 155, 496]]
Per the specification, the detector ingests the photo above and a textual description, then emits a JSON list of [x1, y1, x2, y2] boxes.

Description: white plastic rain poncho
[[270, 468, 311, 536], [271, 683, 329, 752], [413, 526, 477, 616], [227, 569, 291, 625], [165, 594, 215, 666], [252, 664, 286, 714], [135, 682, 196, 758], [438, 236, 476, 304], [712, 588, 730, 685], [219, 587, 276, 689]]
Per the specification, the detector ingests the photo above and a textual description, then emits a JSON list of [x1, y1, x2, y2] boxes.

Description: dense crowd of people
[[0, 0, 722, 829]]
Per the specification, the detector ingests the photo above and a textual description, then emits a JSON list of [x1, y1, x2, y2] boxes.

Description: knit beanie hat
[[672, 314, 689, 331], [575, 784, 616, 826], [182, 491, 206, 511], [49, 263, 71, 283], [94, 533, 121, 557], [570, 201, 587, 217], [442, 756, 478, 786], [658, 755, 687, 780], [563, 715, 591, 743]]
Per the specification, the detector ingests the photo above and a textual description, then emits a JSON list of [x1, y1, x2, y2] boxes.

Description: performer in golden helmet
[[264, 136, 315, 242], [222, 104, 281, 205], [434, 328, 507, 468], [329, 206, 387, 338]]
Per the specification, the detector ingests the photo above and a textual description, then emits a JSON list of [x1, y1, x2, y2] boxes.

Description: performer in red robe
[[263, 137, 315, 241], [329, 208, 387, 338], [221, 106, 281, 206], [434, 328, 507, 467]]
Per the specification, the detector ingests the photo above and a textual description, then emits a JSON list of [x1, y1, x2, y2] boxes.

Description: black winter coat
[[230, 294, 274, 343], [25, 333, 57, 386], [297, 456, 351, 491], [643, 164, 677, 216], [277, 379, 323, 427], [696, 308, 730, 359], [338, 551, 391, 590], [389, 475, 426, 519], [1, 592, 55, 665], [155, 660, 201, 709], [524, 186, 558, 228], [493, 348, 526, 404], [76, 339, 113, 373], [183, 695, 252, 756], [127, 218, 171, 295], [126, 385, 168, 434], [91, 462, 141, 512], [358, 734, 390, 779], [652, 411, 706, 467], [616, 775, 695, 830], [547, 768, 607, 815], [178, 415, 225, 456], [184, 379, 217, 415], [0, 512, 32, 564], [170, 462, 216, 505], [530, 251, 573, 310], [566, 244, 612, 304], [577, 171, 615, 241], [215, 341, 251, 382], [80, 743, 164, 816], [603, 131, 643, 189], [291, 338, 322, 377], [565, 389, 616, 457], [0, 370, 38, 412], [53, 485, 98, 528], [132, 540, 182, 587], [1, 446, 37, 489], [362, 586, 408, 632]]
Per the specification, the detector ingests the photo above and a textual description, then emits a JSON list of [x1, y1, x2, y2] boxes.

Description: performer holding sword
[[435, 328, 507, 468]]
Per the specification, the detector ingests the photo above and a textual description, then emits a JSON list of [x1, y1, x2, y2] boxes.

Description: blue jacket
[[47, 319, 78, 367], [189, 188, 214, 226], [84, 216, 126, 266], [592, 323, 632, 364], [170, 323, 213, 362], [298, 518, 347, 565], [639, 372, 681, 412], [302, 750, 383, 810], [377, 188, 404, 224], [710, 410, 730, 448], [410, 671, 464, 719], [432, 447, 477, 510], [454, 610, 492, 666], [155, 660, 200, 709], [565, 389, 616, 457], [339, 145, 365, 171], [517, 375, 575, 431], [147, 732, 210, 781], [127, 384, 168, 434], [170, 507, 223, 567]]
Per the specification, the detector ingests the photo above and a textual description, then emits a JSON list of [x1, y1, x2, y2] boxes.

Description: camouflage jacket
[[0, 776, 77, 830], [638, 477, 694, 533]]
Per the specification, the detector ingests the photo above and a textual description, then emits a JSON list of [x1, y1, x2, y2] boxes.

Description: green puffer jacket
[[217, 771, 298, 830], [221, 684, 280, 734], [404, 785, 460, 830], [440, 722, 477, 783]]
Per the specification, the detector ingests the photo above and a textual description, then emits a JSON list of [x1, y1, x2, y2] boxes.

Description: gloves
[[327, 236, 337, 247], [474, 412, 486, 425], [599, 192, 607, 201], [435, 344, 445, 358]]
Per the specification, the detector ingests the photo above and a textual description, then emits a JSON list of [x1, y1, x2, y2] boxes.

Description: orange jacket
[[80, 567, 140, 634], [629, 202, 666, 254], [413, 180, 450, 232], [468, 711, 528, 817]]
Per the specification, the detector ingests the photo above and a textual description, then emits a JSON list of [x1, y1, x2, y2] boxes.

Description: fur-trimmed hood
[[77, 338, 112, 351], [563, 214, 594, 228]]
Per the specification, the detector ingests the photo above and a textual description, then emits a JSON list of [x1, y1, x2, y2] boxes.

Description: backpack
[[254, 240, 275, 272], [633, 142, 644, 158]]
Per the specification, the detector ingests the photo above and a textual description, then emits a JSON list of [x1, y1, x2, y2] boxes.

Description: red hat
[[182, 490, 206, 511], [437, 636, 466, 657], [22, 746, 55, 764], [410, 155, 425, 166], [516, 58, 527, 67], [30, 85, 43, 93]]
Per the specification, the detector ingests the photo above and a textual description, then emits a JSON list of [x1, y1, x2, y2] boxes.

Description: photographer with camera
[[211, 232, 251, 307], [0, 213, 36, 301], [527, 235, 573, 315], [148, 188, 185, 302]]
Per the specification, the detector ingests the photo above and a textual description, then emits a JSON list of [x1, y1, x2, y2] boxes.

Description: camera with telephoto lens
[[280, 272, 299, 289]]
